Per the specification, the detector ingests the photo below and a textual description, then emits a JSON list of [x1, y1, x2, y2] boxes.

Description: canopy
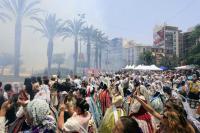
[[123, 65, 135, 70], [160, 66, 168, 70], [175, 65, 196, 70], [134, 65, 162, 71], [149, 65, 162, 71]]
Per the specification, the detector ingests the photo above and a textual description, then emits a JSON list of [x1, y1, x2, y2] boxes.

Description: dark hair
[[181, 81, 185, 86], [0, 81, 2, 87], [4, 84, 12, 92], [78, 88, 86, 98], [74, 75, 78, 79], [103, 84, 108, 90], [0, 94, 5, 108], [120, 116, 142, 133], [76, 99, 89, 114], [163, 86, 172, 95], [24, 78, 34, 100], [134, 79, 140, 87], [116, 76, 120, 81], [81, 81, 88, 88], [37, 77, 42, 85], [43, 77, 49, 85], [31, 76, 37, 84], [98, 82, 104, 90]]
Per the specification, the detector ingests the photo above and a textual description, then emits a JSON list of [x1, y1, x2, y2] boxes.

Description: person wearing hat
[[129, 80, 155, 133], [24, 99, 56, 132], [99, 85, 126, 133]]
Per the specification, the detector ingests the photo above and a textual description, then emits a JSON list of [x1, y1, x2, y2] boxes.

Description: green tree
[[139, 51, 155, 65], [62, 18, 85, 74], [0, 0, 41, 77], [31, 14, 65, 76], [160, 54, 179, 69], [186, 25, 200, 65], [187, 44, 200, 65]]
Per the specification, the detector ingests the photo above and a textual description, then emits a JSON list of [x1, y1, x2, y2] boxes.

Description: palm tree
[[98, 36, 109, 69], [81, 25, 95, 68], [0, 0, 41, 77], [92, 29, 107, 69], [62, 18, 85, 74], [30, 14, 65, 76]]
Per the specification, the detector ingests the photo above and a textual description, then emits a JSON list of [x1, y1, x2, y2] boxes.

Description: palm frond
[[31, 14, 65, 40], [0, 12, 12, 22], [1, 0, 16, 16], [0, 0, 41, 19], [23, 0, 40, 14]]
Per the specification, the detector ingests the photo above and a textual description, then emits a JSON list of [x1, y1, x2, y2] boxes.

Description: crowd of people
[[0, 69, 200, 133]]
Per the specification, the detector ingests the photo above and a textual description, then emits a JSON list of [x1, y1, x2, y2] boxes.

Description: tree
[[160, 54, 178, 69], [62, 18, 85, 74], [52, 53, 65, 72], [81, 25, 95, 68], [0, 53, 14, 75], [186, 44, 200, 65], [30, 14, 65, 76], [186, 25, 200, 65], [190, 25, 200, 44], [98, 36, 109, 69], [92, 29, 107, 69], [0, 0, 41, 77], [139, 51, 155, 65]]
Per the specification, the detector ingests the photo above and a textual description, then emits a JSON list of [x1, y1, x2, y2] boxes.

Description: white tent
[[149, 65, 162, 71], [124, 65, 135, 70], [134, 65, 146, 70], [134, 65, 162, 71], [175, 65, 196, 70], [130, 65, 135, 69]]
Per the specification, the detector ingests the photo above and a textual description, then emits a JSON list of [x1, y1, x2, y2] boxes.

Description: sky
[[0, 0, 200, 73]]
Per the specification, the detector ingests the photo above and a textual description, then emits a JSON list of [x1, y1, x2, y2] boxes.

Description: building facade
[[151, 46, 165, 65], [133, 44, 152, 65], [101, 38, 124, 71], [153, 24, 183, 58], [122, 40, 152, 65]]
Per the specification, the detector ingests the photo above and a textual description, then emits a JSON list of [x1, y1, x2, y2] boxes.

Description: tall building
[[101, 38, 124, 71], [153, 24, 183, 58], [122, 40, 135, 65], [122, 39, 153, 65]]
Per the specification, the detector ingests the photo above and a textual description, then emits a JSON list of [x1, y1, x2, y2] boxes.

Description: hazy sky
[[0, 0, 200, 72]]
